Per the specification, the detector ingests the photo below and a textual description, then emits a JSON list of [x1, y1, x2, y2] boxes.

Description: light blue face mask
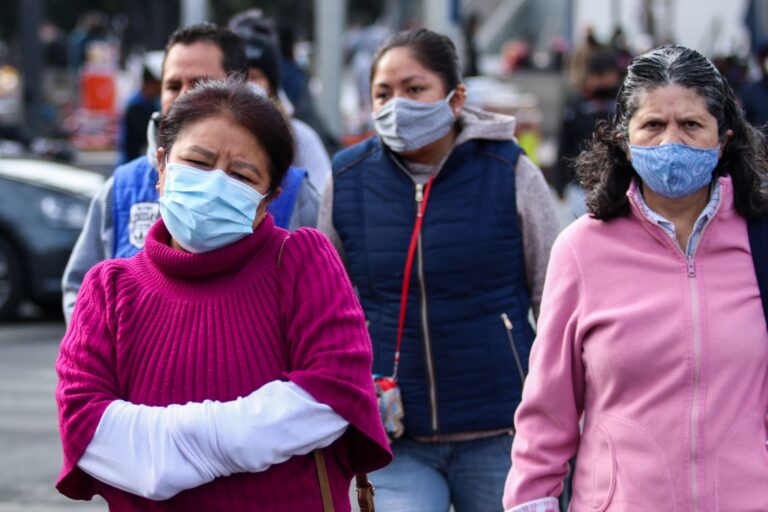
[[159, 163, 267, 253], [372, 90, 456, 153], [629, 143, 720, 199]]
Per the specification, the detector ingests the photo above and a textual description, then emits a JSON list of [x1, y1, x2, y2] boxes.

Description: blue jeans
[[368, 434, 513, 512]]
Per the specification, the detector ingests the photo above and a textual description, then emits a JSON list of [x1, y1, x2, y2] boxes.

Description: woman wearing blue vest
[[318, 28, 560, 511]]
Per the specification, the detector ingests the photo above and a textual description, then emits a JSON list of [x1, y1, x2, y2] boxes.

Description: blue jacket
[[112, 156, 309, 258], [112, 156, 159, 258], [333, 136, 534, 437]]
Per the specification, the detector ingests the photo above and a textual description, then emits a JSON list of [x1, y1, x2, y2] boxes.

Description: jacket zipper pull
[[687, 257, 696, 278], [415, 183, 425, 218], [501, 313, 514, 332], [501, 313, 526, 386], [415, 183, 424, 204]]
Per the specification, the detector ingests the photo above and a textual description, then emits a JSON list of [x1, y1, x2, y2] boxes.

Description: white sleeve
[[505, 497, 560, 512], [77, 380, 349, 500]]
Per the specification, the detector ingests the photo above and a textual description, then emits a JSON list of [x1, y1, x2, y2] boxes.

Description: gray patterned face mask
[[372, 90, 456, 153]]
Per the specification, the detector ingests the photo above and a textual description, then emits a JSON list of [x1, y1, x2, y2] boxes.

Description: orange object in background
[[70, 69, 118, 149], [80, 71, 115, 114]]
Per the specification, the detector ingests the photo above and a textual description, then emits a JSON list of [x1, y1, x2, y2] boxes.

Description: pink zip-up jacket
[[504, 176, 768, 511]]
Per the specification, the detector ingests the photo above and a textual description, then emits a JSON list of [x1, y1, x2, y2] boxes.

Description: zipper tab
[[501, 313, 526, 387], [501, 312, 514, 331], [687, 258, 696, 278], [415, 183, 424, 205]]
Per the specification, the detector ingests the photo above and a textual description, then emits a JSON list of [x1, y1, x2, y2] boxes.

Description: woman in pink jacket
[[504, 46, 768, 511]]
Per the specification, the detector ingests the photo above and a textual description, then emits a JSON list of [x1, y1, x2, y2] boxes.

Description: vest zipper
[[414, 182, 439, 432], [388, 149, 445, 436], [501, 313, 526, 386]]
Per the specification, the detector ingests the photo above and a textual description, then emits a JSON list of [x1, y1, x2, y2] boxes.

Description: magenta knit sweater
[[56, 215, 392, 511]]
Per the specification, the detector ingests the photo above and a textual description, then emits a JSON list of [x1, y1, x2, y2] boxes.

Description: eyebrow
[[373, 74, 428, 88], [183, 145, 263, 178], [186, 145, 216, 160], [230, 160, 263, 178]]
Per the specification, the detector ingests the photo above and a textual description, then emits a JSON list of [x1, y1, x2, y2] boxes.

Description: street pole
[[180, 0, 209, 27], [423, 0, 463, 69], [19, 0, 43, 138], [314, 0, 346, 139]]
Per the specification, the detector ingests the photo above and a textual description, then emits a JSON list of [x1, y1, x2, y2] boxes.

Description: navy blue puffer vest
[[333, 136, 534, 437]]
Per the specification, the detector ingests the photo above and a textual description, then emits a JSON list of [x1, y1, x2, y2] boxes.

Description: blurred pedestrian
[[555, 48, 622, 218], [116, 54, 161, 165], [318, 28, 560, 512], [68, 12, 109, 72], [277, 24, 317, 126], [740, 38, 768, 132], [567, 26, 601, 93], [504, 45, 768, 511], [229, 11, 331, 194], [462, 11, 481, 77], [56, 78, 392, 510]]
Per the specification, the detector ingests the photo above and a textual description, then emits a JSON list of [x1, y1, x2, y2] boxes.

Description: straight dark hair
[[577, 45, 768, 220], [163, 22, 248, 79], [157, 78, 294, 188], [369, 28, 461, 94]]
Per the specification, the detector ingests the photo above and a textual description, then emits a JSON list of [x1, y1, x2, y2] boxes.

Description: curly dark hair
[[576, 45, 768, 220]]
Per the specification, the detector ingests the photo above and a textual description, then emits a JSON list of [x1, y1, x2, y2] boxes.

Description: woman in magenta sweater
[[504, 46, 768, 511], [56, 79, 391, 511]]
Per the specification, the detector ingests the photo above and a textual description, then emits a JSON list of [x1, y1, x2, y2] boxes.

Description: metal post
[[566, 0, 576, 46], [19, 0, 43, 138], [180, 0, 209, 27], [314, 0, 347, 138], [423, 0, 462, 69], [423, 0, 450, 34], [385, 0, 405, 31], [611, 0, 621, 32]]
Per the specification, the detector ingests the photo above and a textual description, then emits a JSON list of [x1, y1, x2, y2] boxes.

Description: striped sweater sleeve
[[56, 262, 119, 499], [278, 227, 392, 474]]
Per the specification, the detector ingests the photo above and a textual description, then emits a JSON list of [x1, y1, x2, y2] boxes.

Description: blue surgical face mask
[[159, 163, 267, 253], [629, 143, 720, 199], [373, 90, 456, 153]]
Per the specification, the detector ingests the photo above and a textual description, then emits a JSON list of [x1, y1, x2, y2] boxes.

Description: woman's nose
[[659, 125, 685, 145]]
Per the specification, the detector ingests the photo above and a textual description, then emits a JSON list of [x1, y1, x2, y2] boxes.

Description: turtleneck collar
[[144, 214, 276, 279]]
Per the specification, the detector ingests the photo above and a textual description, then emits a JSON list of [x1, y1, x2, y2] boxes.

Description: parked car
[[0, 158, 104, 320]]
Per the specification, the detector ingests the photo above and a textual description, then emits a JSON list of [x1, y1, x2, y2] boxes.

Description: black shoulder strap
[[747, 216, 768, 325]]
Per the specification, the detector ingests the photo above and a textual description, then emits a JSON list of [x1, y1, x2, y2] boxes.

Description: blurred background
[[0, 0, 767, 510]]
